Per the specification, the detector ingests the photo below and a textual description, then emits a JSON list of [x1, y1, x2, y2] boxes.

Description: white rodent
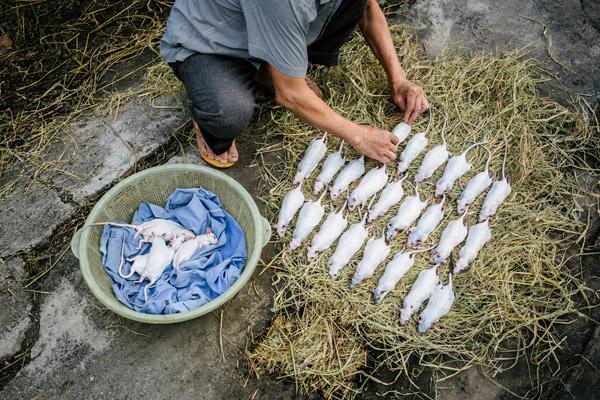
[[386, 185, 427, 241], [351, 234, 390, 288], [406, 195, 445, 248], [347, 165, 388, 211], [414, 120, 449, 182], [314, 141, 345, 194], [134, 236, 176, 302], [431, 211, 468, 265], [307, 202, 348, 262], [453, 220, 492, 274], [373, 246, 433, 304], [367, 174, 407, 223], [276, 185, 305, 238], [417, 273, 455, 333], [119, 252, 150, 279], [435, 140, 488, 197], [399, 265, 439, 325], [391, 121, 411, 144], [172, 228, 218, 270], [457, 146, 493, 214], [88, 219, 195, 249], [293, 134, 328, 185], [330, 156, 365, 200], [289, 190, 326, 250], [398, 132, 428, 173], [328, 213, 369, 279], [398, 115, 432, 173], [479, 142, 511, 222]]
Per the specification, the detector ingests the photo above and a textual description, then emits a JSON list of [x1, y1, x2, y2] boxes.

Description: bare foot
[[193, 120, 238, 164]]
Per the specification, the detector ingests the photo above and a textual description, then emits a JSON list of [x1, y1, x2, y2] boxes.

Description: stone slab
[[43, 93, 185, 205], [0, 257, 32, 361], [0, 182, 74, 257], [399, 0, 600, 104]]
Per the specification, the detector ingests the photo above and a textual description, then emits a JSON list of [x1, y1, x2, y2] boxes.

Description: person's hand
[[391, 79, 430, 125], [350, 125, 399, 164]]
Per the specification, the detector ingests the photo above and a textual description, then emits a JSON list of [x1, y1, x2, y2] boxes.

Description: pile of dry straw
[[246, 27, 599, 398]]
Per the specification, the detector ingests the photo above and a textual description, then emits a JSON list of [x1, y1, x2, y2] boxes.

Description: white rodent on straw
[[415, 119, 449, 183], [457, 145, 493, 214], [313, 140, 346, 195], [399, 264, 440, 325], [289, 189, 326, 250], [391, 121, 411, 144], [478, 136, 512, 222], [275, 184, 305, 238], [431, 209, 468, 265], [367, 173, 408, 223], [350, 233, 390, 289], [453, 219, 492, 274], [373, 245, 435, 304], [406, 194, 446, 248], [398, 113, 432, 173], [385, 184, 427, 241], [418, 273, 455, 333], [434, 139, 490, 197], [293, 133, 328, 186], [347, 165, 389, 211], [330, 155, 365, 200], [307, 201, 348, 262], [327, 201, 372, 279]]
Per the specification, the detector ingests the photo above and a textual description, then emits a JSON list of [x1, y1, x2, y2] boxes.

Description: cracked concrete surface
[[1, 1, 599, 398]]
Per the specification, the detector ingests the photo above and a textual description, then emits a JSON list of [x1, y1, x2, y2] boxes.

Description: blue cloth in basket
[[99, 188, 246, 314]]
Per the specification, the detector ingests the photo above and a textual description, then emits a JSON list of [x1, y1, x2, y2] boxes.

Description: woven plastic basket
[[71, 164, 271, 324]]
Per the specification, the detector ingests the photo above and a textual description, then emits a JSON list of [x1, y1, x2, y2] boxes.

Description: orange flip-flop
[[199, 151, 235, 169], [192, 120, 236, 169]]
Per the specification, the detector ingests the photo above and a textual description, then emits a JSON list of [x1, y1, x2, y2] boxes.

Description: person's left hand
[[391, 79, 430, 125]]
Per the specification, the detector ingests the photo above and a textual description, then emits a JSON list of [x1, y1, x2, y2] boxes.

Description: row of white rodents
[[276, 119, 511, 331], [278, 121, 511, 251]]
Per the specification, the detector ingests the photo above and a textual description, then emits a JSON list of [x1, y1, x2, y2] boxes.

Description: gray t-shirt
[[160, 0, 342, 78]]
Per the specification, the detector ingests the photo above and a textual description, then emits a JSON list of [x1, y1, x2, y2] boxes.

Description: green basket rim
[[76, 163, 269, 324]]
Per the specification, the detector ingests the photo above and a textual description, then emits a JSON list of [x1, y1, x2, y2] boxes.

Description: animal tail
[[440, 119, 447, 146], [501, 134, 509, 180], [408, 243, 437, 255], [117, 238, 134, 279], [317, 188, 327, 203], [337, 200, 348, 214], [143, 283, 156, 303], [85, 222, 137, 229], [423, 108, 434, 135], [483, 145, 493, 171], [462, 139, 490, 157]]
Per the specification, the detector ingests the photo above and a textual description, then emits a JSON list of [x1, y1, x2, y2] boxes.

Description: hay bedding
[[247, 27, 599, 398]]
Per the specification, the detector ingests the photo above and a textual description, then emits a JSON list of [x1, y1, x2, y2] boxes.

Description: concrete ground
[[1, 1, 598, 399]]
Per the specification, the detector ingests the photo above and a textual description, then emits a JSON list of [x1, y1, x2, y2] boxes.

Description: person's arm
[[359, 0, 429, 124], [268, 65, 398, 164]]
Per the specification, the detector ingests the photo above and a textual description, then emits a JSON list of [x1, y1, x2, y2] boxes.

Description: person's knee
[[193, 95, 255, 139]]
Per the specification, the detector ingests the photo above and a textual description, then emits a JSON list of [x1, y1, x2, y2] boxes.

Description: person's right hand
[[350, 125, 399, 164]]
